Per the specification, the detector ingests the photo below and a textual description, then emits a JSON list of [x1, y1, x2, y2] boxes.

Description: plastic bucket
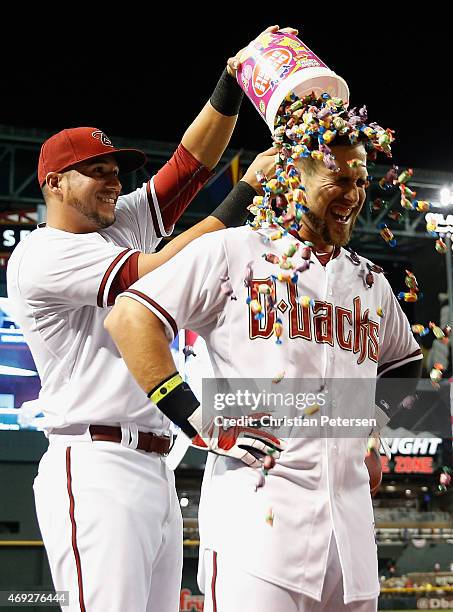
[[237, 31, 349, 131]]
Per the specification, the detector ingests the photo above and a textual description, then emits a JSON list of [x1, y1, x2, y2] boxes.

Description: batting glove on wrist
[[188, 407, 286, 468]]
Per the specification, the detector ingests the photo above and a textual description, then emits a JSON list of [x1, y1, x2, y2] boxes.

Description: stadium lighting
[[440, 187, 453, 207], [405, 489, 412, 496], [421, 486, 428, 492], [0, 365, 37, 377]]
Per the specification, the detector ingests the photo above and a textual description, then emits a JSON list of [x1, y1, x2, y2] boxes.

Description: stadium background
[[1, 12, 452, 611]]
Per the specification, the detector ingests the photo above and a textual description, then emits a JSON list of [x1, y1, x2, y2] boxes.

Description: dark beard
[[68, 195, 115, 230], [304, 210, 354, 247]]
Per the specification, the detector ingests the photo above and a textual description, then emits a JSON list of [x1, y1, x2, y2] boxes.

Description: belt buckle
[[162, 433, 174, 457]]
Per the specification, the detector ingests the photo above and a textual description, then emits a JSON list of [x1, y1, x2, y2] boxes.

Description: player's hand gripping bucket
[[236, 31, 349, 131]]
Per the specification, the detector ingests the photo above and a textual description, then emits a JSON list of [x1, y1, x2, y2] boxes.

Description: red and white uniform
[[7, 145, 211, 612], [123, 225, 422, 611]]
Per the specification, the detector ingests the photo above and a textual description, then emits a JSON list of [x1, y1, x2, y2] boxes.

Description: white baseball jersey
[[7, 142, 212, 611], [123, 225, 422, 604], [6, 180, 172, 434]]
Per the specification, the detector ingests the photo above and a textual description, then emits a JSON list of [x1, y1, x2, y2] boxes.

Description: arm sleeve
[[152, 144, 213, 233], [119, 231, 228, 342], [377, 283, 423, 377], [18, 232, 139, 309], [102, 146, 212, 248]]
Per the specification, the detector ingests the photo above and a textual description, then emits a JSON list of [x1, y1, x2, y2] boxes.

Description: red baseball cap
[[38, 127, 147, 186]]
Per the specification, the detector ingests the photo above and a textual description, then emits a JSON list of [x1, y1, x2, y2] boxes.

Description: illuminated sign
[[0, 226, 33, 252], [379, 438, 443, 474], [381, 455, 433, 474], [180, 589, 203, 611], [425, 212, 453, 234], [0, 335, 24, 343], [381, 438, 442, 456], [417, 596, 453, 607]]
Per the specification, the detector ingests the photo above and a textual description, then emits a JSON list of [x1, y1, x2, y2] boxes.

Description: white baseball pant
[[33, 434, 182, 612], [202, 536, 377, 612]]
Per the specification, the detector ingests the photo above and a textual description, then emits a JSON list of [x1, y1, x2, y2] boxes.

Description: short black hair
[[41, 183, 49, 202]]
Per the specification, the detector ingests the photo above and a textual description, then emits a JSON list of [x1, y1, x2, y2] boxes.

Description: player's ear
[[295, 157, 314, 185], [45, 172, 64, 195]]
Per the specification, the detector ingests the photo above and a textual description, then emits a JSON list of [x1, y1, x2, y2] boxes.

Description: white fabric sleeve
[[100, 180, 170, 252], [377, 281, 423, 377], [120, 231, 229, 342], [17, 232, 138, 309]]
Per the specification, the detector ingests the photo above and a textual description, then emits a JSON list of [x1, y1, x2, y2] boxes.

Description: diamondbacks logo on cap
[[91, 130, 114, 147]]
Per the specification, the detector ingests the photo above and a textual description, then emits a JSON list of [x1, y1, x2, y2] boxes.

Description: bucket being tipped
[[236, 31, 349, 131]]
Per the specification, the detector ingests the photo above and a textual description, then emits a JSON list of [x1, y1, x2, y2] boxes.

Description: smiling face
[[297, 144, 368, 250], [60, 154, 122, 231]]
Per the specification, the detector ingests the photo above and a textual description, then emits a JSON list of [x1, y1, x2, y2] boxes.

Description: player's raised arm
[[181, 25, 298, 170], [153, 25, 298, 232], [136, 147, 277, 278]]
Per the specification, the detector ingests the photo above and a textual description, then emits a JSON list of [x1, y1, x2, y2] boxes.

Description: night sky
[[2, 15, 452, 368], [2, 13, 452, 173]]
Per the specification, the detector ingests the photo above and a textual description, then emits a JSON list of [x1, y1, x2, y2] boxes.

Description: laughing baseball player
[[6, 25, 299, 612], [106, 95, 422, 611]]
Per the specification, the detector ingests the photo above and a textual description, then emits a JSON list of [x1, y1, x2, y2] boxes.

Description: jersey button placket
[[322, 263, 330, 380], [327, 265, 334, 297]]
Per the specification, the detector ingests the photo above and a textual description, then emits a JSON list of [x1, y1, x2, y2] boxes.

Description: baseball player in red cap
[[7, 25, 297, 612]]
